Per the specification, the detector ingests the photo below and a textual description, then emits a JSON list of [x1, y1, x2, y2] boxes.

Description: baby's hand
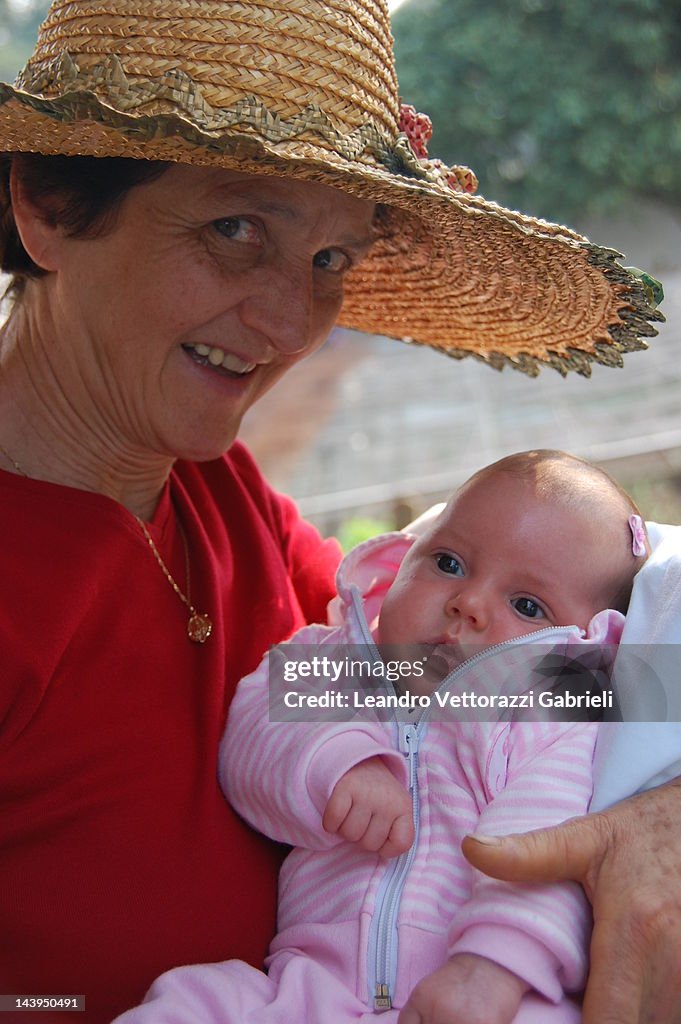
[[397, 953, 530, 1024], [322, 756, 414, 857]]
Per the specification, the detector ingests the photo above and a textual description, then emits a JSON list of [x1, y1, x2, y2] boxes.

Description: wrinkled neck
[[0, 291, 173, 519]]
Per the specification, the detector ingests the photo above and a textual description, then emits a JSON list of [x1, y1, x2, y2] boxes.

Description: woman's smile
[[181, 343, 258, 377], [22, 164, 376, 468]]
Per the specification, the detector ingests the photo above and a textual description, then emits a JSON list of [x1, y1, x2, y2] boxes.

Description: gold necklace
[[134, 515, 213, 644], [0, 440, 213, 644], [0, 440, 24, 475]]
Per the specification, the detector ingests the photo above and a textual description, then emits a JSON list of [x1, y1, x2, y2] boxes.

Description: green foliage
[[393, 0, 681, 223], [336, 516, 393, 553], [3, 0, 679, 225]]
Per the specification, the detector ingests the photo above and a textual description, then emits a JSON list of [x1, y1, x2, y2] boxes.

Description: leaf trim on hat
[[13, 51, 435, 183]]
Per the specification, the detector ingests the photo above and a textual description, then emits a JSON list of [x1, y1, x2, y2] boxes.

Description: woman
[[0, 0, 669, 1021]]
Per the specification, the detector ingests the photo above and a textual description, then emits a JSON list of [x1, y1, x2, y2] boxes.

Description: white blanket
[[592, 522, 681, 809]]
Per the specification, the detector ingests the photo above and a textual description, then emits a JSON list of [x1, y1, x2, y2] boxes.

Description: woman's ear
[[9, 162, 63, 272]]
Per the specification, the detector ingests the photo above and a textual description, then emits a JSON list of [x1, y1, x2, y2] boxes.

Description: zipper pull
[[374, 983, 392, 1011], [399, 724, 419, 790]]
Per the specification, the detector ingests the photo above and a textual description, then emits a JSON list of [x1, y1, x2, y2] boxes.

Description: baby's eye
[[313, 248, 351, 273], [512, 597, 545, 619], [213, 217, 261, 244], [436, 553, 464, 576]]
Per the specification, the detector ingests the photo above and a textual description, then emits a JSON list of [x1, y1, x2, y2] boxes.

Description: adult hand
[[322, 756, 414, 858], [462, 778, 681, 1024]]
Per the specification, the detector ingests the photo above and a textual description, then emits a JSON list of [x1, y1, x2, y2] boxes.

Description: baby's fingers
[[322, 787, 353, 836], [323, 756, 414, 852], [335, 802, 374, 845], [324, 800, 412, 856], [358, 807, 414, 856], [323, 794, 372, 843], [377, 812, 415, 858]]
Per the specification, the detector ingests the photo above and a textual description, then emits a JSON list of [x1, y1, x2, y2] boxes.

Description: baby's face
[[378, 470, 620, 667]]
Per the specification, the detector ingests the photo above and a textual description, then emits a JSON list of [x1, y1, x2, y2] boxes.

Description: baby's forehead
[[449, 465, 627, 519], [411, 506, 465, 549], [417, 475, 621, 555]]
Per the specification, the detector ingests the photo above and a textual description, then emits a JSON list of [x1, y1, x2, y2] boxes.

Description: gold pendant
[[188, 612, 213, 644]]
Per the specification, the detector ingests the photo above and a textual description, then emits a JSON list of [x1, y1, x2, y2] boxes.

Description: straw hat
[[0, 0, 664, 376]]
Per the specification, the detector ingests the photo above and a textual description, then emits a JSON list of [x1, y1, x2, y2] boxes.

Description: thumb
[[461, 813, 611, 887]]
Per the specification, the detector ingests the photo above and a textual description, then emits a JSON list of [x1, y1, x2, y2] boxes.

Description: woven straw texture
[[0, 0, 664, 376]]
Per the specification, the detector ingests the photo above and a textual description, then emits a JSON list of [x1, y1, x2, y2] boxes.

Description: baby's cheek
[[375, 587, 399, 644]]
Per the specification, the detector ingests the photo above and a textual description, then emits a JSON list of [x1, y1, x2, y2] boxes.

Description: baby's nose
[[446, 589, 488, 631]]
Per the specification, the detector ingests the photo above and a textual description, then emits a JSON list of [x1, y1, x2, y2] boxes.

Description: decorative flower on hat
[[398, 103, 478, 195], [398, 104, 433, 159]]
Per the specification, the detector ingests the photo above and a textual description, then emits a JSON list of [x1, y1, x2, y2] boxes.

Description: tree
[[0, 0, 49, 83], [392, 0, 681, 223]]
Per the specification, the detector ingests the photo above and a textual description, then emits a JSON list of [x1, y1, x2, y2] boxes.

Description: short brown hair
[[0, 153, 168, 299]]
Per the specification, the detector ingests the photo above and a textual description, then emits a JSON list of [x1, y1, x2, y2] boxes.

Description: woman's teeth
[[188, 344, 256, 375]]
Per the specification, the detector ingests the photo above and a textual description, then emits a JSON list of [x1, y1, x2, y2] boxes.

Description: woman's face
[[41, 165, 376, 461]]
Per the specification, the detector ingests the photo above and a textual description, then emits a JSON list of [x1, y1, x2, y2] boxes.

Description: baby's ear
[[402, 503, 446, 537], [9, 163, 63, 272]]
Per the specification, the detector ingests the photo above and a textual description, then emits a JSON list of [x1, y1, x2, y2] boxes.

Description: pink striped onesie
[[115, 533, 623, 1024]]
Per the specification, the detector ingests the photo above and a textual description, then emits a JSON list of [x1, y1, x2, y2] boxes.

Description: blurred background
[[1, 0, 680, 547]]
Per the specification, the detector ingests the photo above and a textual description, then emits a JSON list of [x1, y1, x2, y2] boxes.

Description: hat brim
[[0, 81, 664, 377]]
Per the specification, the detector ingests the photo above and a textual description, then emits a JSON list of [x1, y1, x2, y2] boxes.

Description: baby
[[115, 450, 647, 1024]]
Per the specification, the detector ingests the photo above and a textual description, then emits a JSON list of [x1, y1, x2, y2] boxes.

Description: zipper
[[425, 624, 577, 700], [351, 586, 577, 1012], [368, 721, 421, 1012], [349, 585, 384, 658]]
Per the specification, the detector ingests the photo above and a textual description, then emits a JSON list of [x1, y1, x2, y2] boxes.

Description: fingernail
[[467, 833, 504, 846]]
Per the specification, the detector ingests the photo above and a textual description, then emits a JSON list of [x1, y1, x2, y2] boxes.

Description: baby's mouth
[[425, 641, 468, 678], [183, 343, 257, 376]]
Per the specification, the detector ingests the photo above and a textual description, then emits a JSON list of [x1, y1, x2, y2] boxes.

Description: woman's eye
[[213, 217, 261, 244], [512, 597, 545, 619], [436, 553, 464, 576], [313, 248, 351, 273]]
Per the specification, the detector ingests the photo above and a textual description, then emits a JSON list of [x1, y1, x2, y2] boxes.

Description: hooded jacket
[[221, 532, 623, 1012]]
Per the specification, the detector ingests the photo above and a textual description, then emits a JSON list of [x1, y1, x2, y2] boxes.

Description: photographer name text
[[283, 688, 614, 711]]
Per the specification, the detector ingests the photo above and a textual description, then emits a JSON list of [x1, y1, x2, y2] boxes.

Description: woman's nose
[[241, 264, 329, 357]]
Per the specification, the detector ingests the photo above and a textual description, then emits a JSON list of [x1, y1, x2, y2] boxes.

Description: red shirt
[[0, 443, 341, 1023]]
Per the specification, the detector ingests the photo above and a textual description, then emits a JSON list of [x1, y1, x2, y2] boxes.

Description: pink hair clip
[[629, 514, 647, 557]]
